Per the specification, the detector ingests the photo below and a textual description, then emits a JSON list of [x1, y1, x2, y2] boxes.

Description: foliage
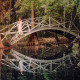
[[15, 0, 44, 18], [72, 43, 79, 54], [43, 69, 50, 80], [0, 0, 80, 25], [0, 0, 17, 24], [0, 0, 10, 24], [77, 0, 80, 20]]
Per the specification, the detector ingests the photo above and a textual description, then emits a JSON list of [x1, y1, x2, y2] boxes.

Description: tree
[[10, 0, 16, 23], [0, 0, 17, 25], [0, 0, 10, 24]]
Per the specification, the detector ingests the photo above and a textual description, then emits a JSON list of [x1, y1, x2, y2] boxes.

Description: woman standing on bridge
[[17, 18, 23, 35]]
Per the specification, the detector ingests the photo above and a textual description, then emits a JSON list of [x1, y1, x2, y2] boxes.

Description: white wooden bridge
[[2, 49, 73, 74], [0, 16, 80, 45]]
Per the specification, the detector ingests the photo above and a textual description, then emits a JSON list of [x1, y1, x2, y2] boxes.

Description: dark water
[[1, 43, 80, 80]]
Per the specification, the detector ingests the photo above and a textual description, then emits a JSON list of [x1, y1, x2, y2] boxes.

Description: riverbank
[[15, 36, 71, 47]]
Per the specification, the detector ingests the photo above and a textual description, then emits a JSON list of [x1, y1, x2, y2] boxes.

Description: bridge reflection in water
[[1, 44, 80, 80], [1, 48, 77, 74]]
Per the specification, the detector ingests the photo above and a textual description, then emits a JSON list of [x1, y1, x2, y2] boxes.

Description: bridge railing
[[1, 17, 80, 44]]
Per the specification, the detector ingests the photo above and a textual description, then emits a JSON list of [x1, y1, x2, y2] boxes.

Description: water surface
[[1, 43, 80, 80]]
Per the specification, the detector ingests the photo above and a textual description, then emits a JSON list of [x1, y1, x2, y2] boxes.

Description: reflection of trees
[[28, 46, 39, 57], [1, 64, 80, 80]]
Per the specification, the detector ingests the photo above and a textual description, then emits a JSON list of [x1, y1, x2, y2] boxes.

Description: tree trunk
[[31, 0, 35, 28], [63, 8, 66, 27], [34, 33, 39, 46], [54, 32, 60, 42], [0, 49, 4, 80], [0, 35, 4, 49], [27, 0, 39, 46], [10, 0, 16, 23], [0, 12, 1, 23], [53, 16, 60, 43]]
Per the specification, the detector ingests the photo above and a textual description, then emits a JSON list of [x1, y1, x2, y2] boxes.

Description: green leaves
[[77, 0, 80, 20], [1, 0, 80, 24]]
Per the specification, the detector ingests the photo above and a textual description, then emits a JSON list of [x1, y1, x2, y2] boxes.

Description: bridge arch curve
[[25, 27, 78, 38], [1, 17, 80, 44]]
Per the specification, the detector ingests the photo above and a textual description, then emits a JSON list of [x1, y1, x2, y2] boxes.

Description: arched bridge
[[2, 49, 73, 74], [0, 16, 80, 45]]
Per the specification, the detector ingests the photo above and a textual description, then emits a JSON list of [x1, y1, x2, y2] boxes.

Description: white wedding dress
[[17, 21, 23, 35]]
